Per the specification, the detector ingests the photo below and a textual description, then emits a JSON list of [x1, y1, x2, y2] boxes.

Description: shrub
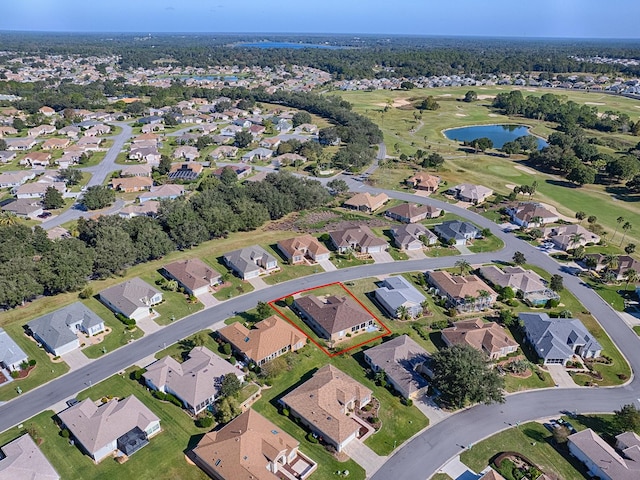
[[132, 368, 146, 381], [28, 359, 36, 367], [78, 287, 94, 299], [546, 298, 560, 309], [430, 319, 448, 330], [282, 408, 290, 417], [404, 398, 413, 407], [228, 356, 236, 365], [10, 371, 19, 379], [196, 415, 214, 428], [101, 397, 109, 404], [284, 295, 294, 306], [60, 428, 70, 438], [306, 432, 319, 443], [152, 390, 167, 401], [222, 342, 232, 356]]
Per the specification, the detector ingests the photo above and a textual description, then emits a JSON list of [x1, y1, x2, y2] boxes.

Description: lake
[[236, 42, 344, 50], [443, 124, 547, 149]]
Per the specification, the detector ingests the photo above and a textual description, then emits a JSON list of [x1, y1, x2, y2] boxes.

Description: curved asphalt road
[[3, 146, 639, 478]]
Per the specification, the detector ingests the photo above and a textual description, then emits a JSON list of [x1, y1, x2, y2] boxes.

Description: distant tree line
[[0, 172, 331, 309]]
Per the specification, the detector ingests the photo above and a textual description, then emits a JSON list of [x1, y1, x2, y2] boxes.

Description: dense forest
[[0, 172, 331, 309], [2, 33, 640, 78]]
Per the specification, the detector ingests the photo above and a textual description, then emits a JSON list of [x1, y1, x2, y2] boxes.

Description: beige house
[[329, 225, 388, 254], [427, 271, 498, 313], [192, 409, 316, 480], [343, 192, 389, 213], [448, 183, 493, 204], [406, 173, 440, 192], [0, 434, 60, 480], [441, 318, 519, 359], [293, 294, 375, 342], [218, 315, 305, 366], [386, 203, 442, 223], [162, 258, 221, 296], [277, 234, 330, 264], [280, 365, 372, 452]]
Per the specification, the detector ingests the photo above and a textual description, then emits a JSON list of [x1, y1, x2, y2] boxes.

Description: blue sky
[[2, 0, 639, 38]]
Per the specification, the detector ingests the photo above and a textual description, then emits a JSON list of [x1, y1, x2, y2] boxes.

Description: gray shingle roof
[[99, 278, 161, 317], [223, 245, 276, 276], [375, 276, 426, 313], [434, 220, 479, 241], [27, 302, 103, 351], [0, 328, 27, 369]]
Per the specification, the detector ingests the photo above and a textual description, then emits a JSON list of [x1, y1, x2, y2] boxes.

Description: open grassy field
[[335, 87, 640, 246]]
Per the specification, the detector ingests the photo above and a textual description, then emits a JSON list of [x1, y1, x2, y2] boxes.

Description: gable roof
[[0, 434, 60, 480], [99, 277, 161, 317], [110, 176, 153, 190], [27, 302, 104, 350], [192, 409, 299, 480], [441, 318, 518, 356], [434, 220, 479, 241], [519, 312, 602, 361], [295, 295, 373, 335], [143, 347, 239, 408], [0, 328, 27, 369], [364, 335, 430, 396], [223, 245, 277, 275], [329, 225, 388, 250], [568, 428, 640, 480], [343, 192, 389, 210], [386, 203, 439, 220], [58, 396, 159, 454], [428, 271, 497, 300], [139, 184, 184, 200], [218, 315, 304, 363], [281, 365, 371, 445], [391, 223, 436, 247], [277, 234, 329, 259], [163, 258, 221, 292]]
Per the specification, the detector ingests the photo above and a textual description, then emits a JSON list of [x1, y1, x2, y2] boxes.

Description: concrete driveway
[[136, 316, 161, 334], [247, 276, 269, 290], [318, 258, 337, 272], [546, 364, 577, 388], [406, 249, 427, 260], [61, 349, 92, 371], [414, 394, 451, 425], [455, 245, 473, 255], [342, 440, 387, 477], [439, 456, 480, 480], [196, 292, 220, 309], [370, 251, 394, 263]]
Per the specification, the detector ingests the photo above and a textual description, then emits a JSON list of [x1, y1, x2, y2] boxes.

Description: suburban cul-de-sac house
[[277, 234, 331, 264], [391, 223, 437, 250], [543, 224, 601, 251], [329, 225, 388, 254], [161, 258, 222, 297], [218, 315, 306, 366], [519, 312, 602, 365], [99, 277, 163, 322], [343, 192, 389, 213], [293, 294, 375, 342], [58, 395, 161, 463], [26, 302, 105, 356], [223, 245, 279, 280], [0, 434, 60, 480], [375, 275, 426, 319], [427, 270, 498, 312], [143, 346, 243, 415], [406, 173, 440, 192], [447, 183, 493, 204], [281, 365, 372, 452], [441, 318, 519, 360], [0, 328, 28, 372], [506, 202, 558, 228], [364, 334, 432, 400], [568, 429, 640, 480], [434, 220, 481, 246], [192, 409, 317, 480], [478, 265, 559, 307], [385, 202, 442, 223]]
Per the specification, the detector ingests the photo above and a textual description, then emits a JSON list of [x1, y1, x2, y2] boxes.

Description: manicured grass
[[262, 244, 322, 285], [236, 383, 260, 404], [633, 326, 640, 336], [503, 366, 555, 392], [0, 324, 70, 402], [82, 297, 144, 359], [153, 330, 220, 361], [141, 272, 204, 326], [432, 474, 453, 480], [331, 253, 375, 269], [584, 279, 633, 312], [468, 234, 504, 253], [424, 245, 461, 257], [460, 422, 587, 480]]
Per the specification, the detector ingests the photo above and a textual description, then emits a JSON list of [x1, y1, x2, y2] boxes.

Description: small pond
[[443, 124, 547, 149]]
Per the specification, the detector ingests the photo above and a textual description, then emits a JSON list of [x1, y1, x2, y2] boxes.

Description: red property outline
[[268, 281, 391, 358]]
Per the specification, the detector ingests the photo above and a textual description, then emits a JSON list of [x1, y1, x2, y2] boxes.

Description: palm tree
[[420, 300, 431, 316], [620, 222, 632, 246], [613, 216, 625, 241], [478, 290, 491, 309], [569, 233, 585, 250], [575, 211, 586, 224], [603, 270, 618, 284], [585, 257, 598, 271], [464, 295, 475, 312], [396, 305, 410, 321], [455, 259, 471, 275], [0, 212, 18, 226], [624, 269, 638, 291], [530, 216, 543, 229], [603, 254, 619, 272]]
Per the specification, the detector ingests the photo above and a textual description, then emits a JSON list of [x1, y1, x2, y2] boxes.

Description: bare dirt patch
[[505, 184, 517, 190], [437, 93, 452, 97]]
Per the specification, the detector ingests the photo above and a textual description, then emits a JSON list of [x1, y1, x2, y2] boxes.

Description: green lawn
[[82, 297, 144, 359], [262, 244, 323, 285], [331, 253, 375, 269], [153, 330, 221, 361], [140, 272, 204, 326], [468, 234, 504, 254], [0, 372, 208, 480], [634, 326, 640, 336], [460, 422, 587, 480], [503, 366, 555, 392]]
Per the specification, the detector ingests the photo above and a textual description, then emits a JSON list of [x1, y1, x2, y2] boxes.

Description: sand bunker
[[455, 113, 467, 117], [374, 98, 412, 108], [515, 165, 537, 175], [477, 94, 495, 100], [526, 89, 538, 92], [488, 113, 499, 117], [585, 102, 605, 106], [437, 93, 452, 97], [505, 184, 517, 190]]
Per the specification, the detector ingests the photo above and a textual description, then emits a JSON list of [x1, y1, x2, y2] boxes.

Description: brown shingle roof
[[277, 234, 329, 259], [441, 318, 518, 356], [294, 295, 373, 336], [428, 271, 497, 301], [162, 258, 220, 292], [343, 192, 389, 211]]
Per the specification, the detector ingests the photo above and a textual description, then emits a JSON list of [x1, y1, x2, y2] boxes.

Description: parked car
[[37, 211, 52, 218]]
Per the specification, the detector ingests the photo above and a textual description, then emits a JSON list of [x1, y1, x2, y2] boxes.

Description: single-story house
[[426, 270, 498, 312], [506, 202, 558, 228], [212, 165, 252, 179], [0, 328, 28, 372], [161, 258, 221, 296], [110, 176, 153, 193], [1, 198, 43, 219], [406, 173, 441, 192], [118, 201, 160, 219], [218, 315, 305, 366], [26, 302, 105, 356], [20, 152, 52, 168], [120, 164, 152, 177], [167, 162, 203, 181], [434, 220, 480, 246], [386, 203, 442, 223], [519, 312, 602, 365], [272, 153, 306, 167], [441, 318, 519, 360], [543, 224, 601, 251], [58, 396, 161, 463], [447, 183, 493, 204], [42, 138, 70, 150], [293, 294, 375, 342], [478, 265, 559, 307], [192, 409, 316, 480], [329, 225, 388, 254], [209, 145, 238, 160], [281, 365, 371, 452], [0, 171, 36, 188], [139, 184, 184, 203], [277, 234, 330, 264], [173, 145, 199, 161], [375, 276, 426, 319], [129, 147, 161, 165], [259, 137, 281, 149], [364, 335, 431, 399], [223, 245, 279, 280], [5, 138, 37, 151], [99, 277, 163, 322], [144, 346, 243, 415], [0, 434, 60, 480], [391, 223, 437, 250], [568, 429, 640, 480], [241, 147, 273, 162], [0, 151, 17, 163], [343, 192, 389, 213]]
